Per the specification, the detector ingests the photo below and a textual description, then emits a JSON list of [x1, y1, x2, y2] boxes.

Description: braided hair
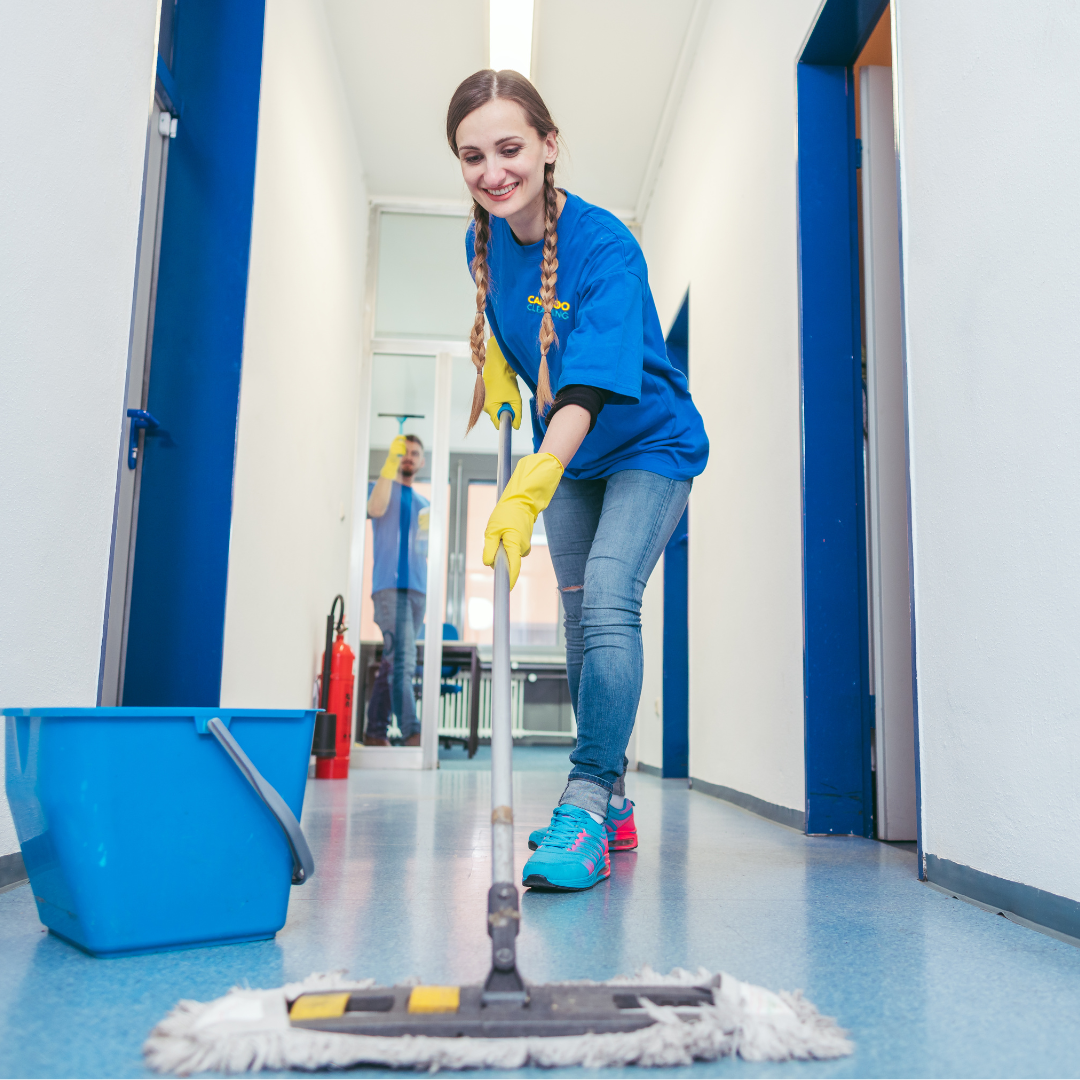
[[447, 70, 560, 431], [467, 203, 492, 432], [535, 162, 559, 412]]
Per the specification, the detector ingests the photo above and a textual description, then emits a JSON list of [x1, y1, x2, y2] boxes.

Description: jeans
[[544, 470, 692, 816], [367, 588, 426, 740]]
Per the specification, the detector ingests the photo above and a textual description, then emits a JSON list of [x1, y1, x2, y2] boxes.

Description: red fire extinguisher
[[315, 595, 355, 780]]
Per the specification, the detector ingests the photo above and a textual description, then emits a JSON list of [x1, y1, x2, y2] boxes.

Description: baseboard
[[689, 777, 805, 832], [0, 851, 27, 892], [636, 762, 662, 777], [925, 853, 1080, 944]]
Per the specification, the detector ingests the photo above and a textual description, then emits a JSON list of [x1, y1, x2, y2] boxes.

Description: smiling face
[[455, 98, 558, 225]]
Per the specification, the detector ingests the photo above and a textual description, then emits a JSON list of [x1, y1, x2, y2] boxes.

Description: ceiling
[[322, 0, 700, 219]]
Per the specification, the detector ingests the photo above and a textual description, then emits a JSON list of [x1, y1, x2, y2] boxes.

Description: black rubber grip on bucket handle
[[207, 717, 315, 885]]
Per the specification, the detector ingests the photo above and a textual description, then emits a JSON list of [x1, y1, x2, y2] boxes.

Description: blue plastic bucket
[[3, 707, 317, 957]]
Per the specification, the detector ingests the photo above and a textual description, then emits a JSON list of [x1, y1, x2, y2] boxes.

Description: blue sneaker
[[521, 804, 610, 891], [529, 799, 638, 852]]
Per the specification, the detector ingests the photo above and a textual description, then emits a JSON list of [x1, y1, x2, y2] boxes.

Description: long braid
[[535, 164, 559, 415], [466, 202, 491, 433]]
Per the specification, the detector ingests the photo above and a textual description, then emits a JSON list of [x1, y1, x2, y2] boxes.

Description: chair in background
[[414, 623, 464, 698]]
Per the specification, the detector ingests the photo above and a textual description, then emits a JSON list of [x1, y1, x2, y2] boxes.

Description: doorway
[[796, 0, 917, 846], [119, 1, 267, 707]]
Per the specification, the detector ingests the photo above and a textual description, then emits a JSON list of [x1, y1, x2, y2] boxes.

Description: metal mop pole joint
[[482, 404, 528, 1006]]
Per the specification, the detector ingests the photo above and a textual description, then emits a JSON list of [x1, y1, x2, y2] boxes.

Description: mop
[[145, 409, 853, 1073]]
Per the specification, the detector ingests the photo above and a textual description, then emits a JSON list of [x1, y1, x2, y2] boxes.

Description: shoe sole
[[522, 868, 610, 891], [527, 836, 637, 852]]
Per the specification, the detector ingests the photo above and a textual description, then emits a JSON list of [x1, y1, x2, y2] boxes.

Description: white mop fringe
[[144, 967, 852, 1074]]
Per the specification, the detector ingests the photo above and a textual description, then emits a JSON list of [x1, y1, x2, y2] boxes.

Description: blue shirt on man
[[368, 480, 429, 594], [466, 190, 708, 482]]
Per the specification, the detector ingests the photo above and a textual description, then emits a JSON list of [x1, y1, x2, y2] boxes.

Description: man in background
[[364, 434, 429, 745]]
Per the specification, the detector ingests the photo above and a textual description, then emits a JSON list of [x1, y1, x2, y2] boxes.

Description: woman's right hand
[[481, 336, 522, 430]]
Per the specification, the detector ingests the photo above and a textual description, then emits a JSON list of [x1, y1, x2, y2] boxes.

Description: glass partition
[[357, 353, 437, 747], [354, 209, 572, 758]]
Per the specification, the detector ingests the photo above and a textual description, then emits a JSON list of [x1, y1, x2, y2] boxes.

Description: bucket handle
[[207, 717, 315, 885]]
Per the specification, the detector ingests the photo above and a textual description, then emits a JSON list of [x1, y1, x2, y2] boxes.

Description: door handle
[[126, 408, 160, 469]]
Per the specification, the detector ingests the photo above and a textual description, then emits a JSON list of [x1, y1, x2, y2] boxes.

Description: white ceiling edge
[[370, 194, 473, 215], [634, 0, 713, 223], [372, 337, 470, 356]]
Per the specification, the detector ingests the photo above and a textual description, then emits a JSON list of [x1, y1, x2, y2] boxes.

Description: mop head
[[145, 967, 853, 1073]]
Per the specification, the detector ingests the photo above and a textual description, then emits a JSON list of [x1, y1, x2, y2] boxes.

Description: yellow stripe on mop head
[[407, 986, 460, 1013], [289, 993, 349, 1020]]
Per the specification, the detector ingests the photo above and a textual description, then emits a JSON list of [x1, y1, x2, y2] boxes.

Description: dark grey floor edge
[[0, 851, 27, 891], [925, 853, 1080, 941], [689, 777, 805, 831], [636, 762, 662, 778]]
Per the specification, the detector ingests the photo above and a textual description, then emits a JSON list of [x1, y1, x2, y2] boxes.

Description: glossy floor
[[3, 745, 1080, 1078]]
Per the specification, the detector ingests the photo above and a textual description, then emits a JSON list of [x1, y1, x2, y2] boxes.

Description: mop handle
[[490, 405, 514, 886]]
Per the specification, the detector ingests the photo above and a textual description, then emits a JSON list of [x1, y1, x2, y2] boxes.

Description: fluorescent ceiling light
[[489, 0, 534, 77]]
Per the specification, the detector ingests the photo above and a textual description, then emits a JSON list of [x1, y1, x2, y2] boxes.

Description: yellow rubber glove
[[482, 336, 522, 430], [380, 435, 408, 479], [483, 453, 564, 588]]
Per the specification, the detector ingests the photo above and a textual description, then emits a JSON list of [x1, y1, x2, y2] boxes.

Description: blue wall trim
[[926, 854, 1080, 943], [800, 0, 889, 66], [796, 0, 882, 835], [662, 294, 690, 778], [662, 506, 689, 777], [124, 0, 267, 707]]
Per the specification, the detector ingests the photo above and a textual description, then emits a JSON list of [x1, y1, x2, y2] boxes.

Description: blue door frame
[[662, 295, 690, 778], [796, 0, 887, 834], [123, 0, 266, 706]]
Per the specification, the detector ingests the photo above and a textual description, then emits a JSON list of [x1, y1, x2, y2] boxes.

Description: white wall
[[895, 0, 1080, 899], [0, 2, 159, 856], [219, 0, 368, 707], [640, 0, 820, 813]]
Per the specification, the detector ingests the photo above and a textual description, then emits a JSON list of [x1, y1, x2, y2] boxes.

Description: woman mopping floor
[[449, 70, 708, 891], [144, 70, 853, 1072]]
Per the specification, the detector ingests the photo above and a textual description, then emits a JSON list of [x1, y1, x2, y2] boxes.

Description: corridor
[[3, 748, 1079, 1078]]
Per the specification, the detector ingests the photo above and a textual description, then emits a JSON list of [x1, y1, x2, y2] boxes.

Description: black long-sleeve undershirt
[[546, 384, 612, 432]]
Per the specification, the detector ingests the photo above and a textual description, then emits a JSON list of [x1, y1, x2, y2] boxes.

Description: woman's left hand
[[483, 453, 564, 588]]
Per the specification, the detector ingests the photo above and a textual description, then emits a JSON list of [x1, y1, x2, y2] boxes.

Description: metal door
[[99, 103, 174, 705], [860, 64, 917, 840]]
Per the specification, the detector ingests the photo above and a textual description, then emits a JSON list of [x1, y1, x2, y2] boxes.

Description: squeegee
[[287, 405, 716, 1037], [377, 412, 425, 434]]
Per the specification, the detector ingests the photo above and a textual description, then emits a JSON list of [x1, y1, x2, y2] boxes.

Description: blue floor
[[3, 745, 1080, 1078]]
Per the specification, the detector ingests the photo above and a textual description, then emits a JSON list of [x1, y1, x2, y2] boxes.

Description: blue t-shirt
[[368, 481, 429, 594], [466, 191, 708, 481]]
